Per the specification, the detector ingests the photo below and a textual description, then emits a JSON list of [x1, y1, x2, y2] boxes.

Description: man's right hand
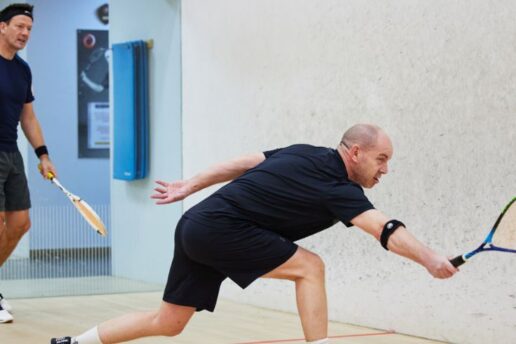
[[424, 253, 458, 279]]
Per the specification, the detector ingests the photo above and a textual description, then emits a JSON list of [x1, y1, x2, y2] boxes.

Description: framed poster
[[77, 29, 109, 158]]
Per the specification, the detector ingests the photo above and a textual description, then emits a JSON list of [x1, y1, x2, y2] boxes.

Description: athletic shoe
[[0, 304, 13, 323], [50, 336, 77, 344], [0, 293, 12, 312]]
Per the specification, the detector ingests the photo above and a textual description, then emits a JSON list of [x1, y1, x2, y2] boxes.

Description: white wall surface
[[109, 0, 182, 284], [182, 1, 516, 343]]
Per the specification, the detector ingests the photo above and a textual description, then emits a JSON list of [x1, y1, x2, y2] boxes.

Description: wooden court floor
[[0, 292, 448, 344]]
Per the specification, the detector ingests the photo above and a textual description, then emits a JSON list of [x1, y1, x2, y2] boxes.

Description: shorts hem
[[236, 244, 299, 289], [3, 205, 31, 212], [162, 296, 215, 313]]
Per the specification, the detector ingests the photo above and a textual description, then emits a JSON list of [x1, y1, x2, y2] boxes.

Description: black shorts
[[163, 216, 298, 312], [0, 150, 31, 212]]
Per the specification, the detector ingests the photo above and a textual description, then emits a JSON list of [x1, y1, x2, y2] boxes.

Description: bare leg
[[97, 301, 195, 343], [262, 247, 328, 342], [0, 210, 31, 266]]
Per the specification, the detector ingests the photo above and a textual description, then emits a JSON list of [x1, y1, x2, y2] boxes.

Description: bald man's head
[[338, 124, 393, 188], [340, 124, 384, 151]]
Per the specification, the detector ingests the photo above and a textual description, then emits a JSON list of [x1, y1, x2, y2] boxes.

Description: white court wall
[[109, 0, 182, 284], [181, 1, 516, 343]]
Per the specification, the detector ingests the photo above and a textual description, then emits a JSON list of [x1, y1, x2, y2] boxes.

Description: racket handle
[[450, 255, 466, 267], [37, 163, 55, 179]]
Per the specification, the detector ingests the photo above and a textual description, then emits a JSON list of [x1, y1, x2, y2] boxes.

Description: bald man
[[52, 124, 457, 344]]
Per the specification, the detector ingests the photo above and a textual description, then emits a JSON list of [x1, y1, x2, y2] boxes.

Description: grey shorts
[[0, 150, 31, 212]]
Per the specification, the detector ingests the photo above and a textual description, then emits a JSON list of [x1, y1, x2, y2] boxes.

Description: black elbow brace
[[380, 219, 405, 250]]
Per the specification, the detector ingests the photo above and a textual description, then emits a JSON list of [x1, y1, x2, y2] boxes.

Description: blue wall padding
[[112, 40, 149, 180]]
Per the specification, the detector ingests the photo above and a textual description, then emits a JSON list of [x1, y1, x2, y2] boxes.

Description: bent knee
[[302, 252, 325, 277], [265, 248, 326, 281], [4, 213, 31, 235], [13, 219, 31, 237], [290, 250, 325, 281], [21, 219, 31, 234], [3, 221, 31, 240], [153, 314, 188, 337], [159, 323, 186, 337]]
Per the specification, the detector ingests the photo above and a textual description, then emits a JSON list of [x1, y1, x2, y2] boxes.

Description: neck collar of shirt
[[332, 148, 349, 179]]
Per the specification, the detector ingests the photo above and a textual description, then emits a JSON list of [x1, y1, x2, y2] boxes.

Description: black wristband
[[380, 219, 405, 250], [35, 145, 49, 158]]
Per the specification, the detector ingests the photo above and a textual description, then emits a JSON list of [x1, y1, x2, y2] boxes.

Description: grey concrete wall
[[182, 1, 516, 343]]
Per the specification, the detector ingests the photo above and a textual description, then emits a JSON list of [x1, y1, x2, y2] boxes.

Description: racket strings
[[491, 203, 516, 250], [73, 200, 108, 236]]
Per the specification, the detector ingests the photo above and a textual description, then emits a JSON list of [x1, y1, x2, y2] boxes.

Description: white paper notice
[[87, 102, 110, 149]]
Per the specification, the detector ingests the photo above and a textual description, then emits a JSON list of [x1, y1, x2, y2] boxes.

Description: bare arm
[[19, 102, 57, 178], [152, 152, 266, 204], [351, 209, 457, 279]]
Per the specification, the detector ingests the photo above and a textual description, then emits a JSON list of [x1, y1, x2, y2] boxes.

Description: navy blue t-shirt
[[186, 144, 374, 241], [0, 54, 35, 152]]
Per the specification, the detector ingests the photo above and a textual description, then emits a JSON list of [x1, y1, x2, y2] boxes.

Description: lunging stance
[[51, 124, 457, 344]]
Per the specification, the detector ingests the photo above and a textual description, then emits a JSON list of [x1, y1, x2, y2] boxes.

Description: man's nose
[[380, 163, 388, 174]]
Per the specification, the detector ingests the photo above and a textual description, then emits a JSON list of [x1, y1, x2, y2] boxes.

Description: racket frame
[[48, 175, 107, 236], [451, 197, 516, 267]]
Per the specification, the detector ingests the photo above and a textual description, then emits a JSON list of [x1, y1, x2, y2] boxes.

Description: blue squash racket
[[450, 197, 516, 267]]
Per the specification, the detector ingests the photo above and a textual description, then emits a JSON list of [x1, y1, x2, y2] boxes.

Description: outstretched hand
[[151, 180, 192, 205]]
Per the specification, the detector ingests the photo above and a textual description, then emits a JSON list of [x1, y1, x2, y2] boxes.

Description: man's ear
[[349, 144, 360, 162]]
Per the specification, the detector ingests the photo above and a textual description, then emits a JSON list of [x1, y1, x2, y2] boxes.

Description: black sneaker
[[50, 337, 76, 344]]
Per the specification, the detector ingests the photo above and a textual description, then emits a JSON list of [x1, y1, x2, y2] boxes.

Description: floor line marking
[[234, 330, 396, 344]]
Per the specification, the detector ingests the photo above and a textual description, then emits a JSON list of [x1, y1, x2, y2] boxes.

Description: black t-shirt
[[186, 144, 374, 241], [0, 54, 35, 152]]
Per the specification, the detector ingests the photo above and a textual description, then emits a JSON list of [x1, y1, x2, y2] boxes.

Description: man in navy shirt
[[0, 3, 57, 323], [53, 124, 457, 344]]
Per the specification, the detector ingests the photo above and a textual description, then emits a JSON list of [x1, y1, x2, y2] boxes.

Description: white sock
[[307, 338, 329, 344], [73, 326, 102, 344]]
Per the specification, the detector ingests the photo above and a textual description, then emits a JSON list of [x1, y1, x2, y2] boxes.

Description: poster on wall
[[77, 29, 109, 158]]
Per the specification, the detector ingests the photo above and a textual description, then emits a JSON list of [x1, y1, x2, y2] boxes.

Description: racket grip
[[450, 255, 466, 267], [37, 163, 55, 179]]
